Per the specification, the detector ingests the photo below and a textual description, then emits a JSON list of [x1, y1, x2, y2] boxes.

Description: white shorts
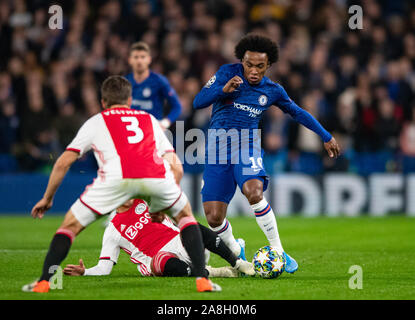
[[71, 174, 188, 227], [157, 235, 210, 269], [159, 234, 191, 266]]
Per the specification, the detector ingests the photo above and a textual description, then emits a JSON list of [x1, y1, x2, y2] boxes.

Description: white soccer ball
[[252, 246, 285, 279]]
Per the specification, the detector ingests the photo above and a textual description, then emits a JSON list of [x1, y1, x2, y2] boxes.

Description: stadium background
[[0, 0, 414, 216]]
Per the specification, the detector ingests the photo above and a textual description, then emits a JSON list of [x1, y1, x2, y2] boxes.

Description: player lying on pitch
[[63, 199, 254, 278]]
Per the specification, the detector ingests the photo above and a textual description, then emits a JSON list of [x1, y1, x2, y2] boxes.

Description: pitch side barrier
[[0, 173, 414, 216]]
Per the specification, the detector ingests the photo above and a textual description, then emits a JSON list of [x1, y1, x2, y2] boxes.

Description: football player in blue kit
[[126, 42, 182, 130], [193, 34, 340, 273]]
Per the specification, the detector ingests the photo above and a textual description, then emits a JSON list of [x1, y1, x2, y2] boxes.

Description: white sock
[[251, 198, 284, 255], [210, 219, 241, 256]]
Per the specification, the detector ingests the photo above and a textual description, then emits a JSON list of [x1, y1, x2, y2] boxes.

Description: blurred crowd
[[0, 0, 414, 175]]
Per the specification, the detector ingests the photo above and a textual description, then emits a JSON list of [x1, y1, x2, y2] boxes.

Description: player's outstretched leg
[[175, 202, 221, 292], [204, 201, 244, 259], [151, 252, 191, 277], [210, 219, 246, 260], [23, 210, 83, 293], [206, 266, 238, 277], [251, 198, 284, 253], [198, 223, 254, 276], [251, 199, 298, 273], [151, 251, 240, 279], [243, 179, 298, 274]]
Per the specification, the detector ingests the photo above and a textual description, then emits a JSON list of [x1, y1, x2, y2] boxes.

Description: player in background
[[126, 42, 182, 130], [23, 76, 219, 293], [63, 199, 254, 278], [101, 41, 184, 227], [193, 34, 340, 273]]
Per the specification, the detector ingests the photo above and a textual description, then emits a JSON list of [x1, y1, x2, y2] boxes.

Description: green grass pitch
[[0, 215, 414, 300]]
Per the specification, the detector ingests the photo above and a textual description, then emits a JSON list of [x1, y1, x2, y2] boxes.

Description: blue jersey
[[125, 71, 182, 122], [193, 63, 332, 204], [193, 63, 331, 141]]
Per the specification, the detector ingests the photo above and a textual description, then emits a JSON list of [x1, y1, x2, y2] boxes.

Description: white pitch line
[[0, 249, 90, 253]]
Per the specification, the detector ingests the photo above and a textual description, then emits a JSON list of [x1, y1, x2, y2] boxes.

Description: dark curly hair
[[234, 34, 279, 65]]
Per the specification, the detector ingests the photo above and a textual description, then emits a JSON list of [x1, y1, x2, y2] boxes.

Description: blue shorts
[[201, 159, 269, 204]]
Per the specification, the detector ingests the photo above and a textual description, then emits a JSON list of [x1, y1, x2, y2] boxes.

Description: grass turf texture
[[0, 215, 414, 300]]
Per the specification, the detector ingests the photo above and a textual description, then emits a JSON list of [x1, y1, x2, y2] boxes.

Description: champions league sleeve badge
[[204, 75, 216, 88]]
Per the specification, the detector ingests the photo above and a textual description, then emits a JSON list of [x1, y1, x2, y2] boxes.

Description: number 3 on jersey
[[121, 116, 144, 144]]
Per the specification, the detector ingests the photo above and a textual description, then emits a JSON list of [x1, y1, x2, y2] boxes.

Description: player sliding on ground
[[193, 34, 340, 272], [63, 199, 254, 278], [23, 76, 221, 293]]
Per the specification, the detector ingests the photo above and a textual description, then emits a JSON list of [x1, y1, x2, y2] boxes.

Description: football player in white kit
[[63, 199, 254, 278], [23, 76, 220, 293]]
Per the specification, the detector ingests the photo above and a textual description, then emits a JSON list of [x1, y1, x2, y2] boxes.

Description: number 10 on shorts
[[249, 157, 263, 171]]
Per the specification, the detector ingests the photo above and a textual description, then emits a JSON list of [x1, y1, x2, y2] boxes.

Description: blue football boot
[[283, 252, 298, 273]]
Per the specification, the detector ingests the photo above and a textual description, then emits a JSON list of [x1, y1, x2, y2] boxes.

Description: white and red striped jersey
[[66, 107, 174, 180], [98, 199, 180, 276]]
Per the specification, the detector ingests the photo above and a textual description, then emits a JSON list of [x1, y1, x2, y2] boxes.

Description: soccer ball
[[252, 246, 286, 279]]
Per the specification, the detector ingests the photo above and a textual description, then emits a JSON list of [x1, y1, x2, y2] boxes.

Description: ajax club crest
[[135, 203, 147, 215]]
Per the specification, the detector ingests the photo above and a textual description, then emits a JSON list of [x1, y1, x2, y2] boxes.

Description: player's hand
[[222, 76, 243, 93], [63, 259, 85, 276], [150, 212, 165, 223], [31, 197, 53, 219], [159, 118, 171, 130], [324, 137, 340, 158]]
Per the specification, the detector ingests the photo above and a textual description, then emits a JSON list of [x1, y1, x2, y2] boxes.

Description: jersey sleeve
[[83, 259, 114, 276], [272, 84, 332, 143], [66, 116, 97, 156], [150, 114, 175, 156], [137, 262, 152, 276], [193, 65, 233, 109], [99, 222, 121, 264]]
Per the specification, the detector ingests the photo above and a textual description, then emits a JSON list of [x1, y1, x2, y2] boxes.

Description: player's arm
[[31, 150, 79, 219], [193, 66, 237, 109], [162, 151, 183, 185], [274, 85, 340, 158], [63, 259, 114, 276], [64, 223, 121, 276], [150, 114, 183, 184], [160, 77, 182, 129], [32, 117, 94, 218]]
